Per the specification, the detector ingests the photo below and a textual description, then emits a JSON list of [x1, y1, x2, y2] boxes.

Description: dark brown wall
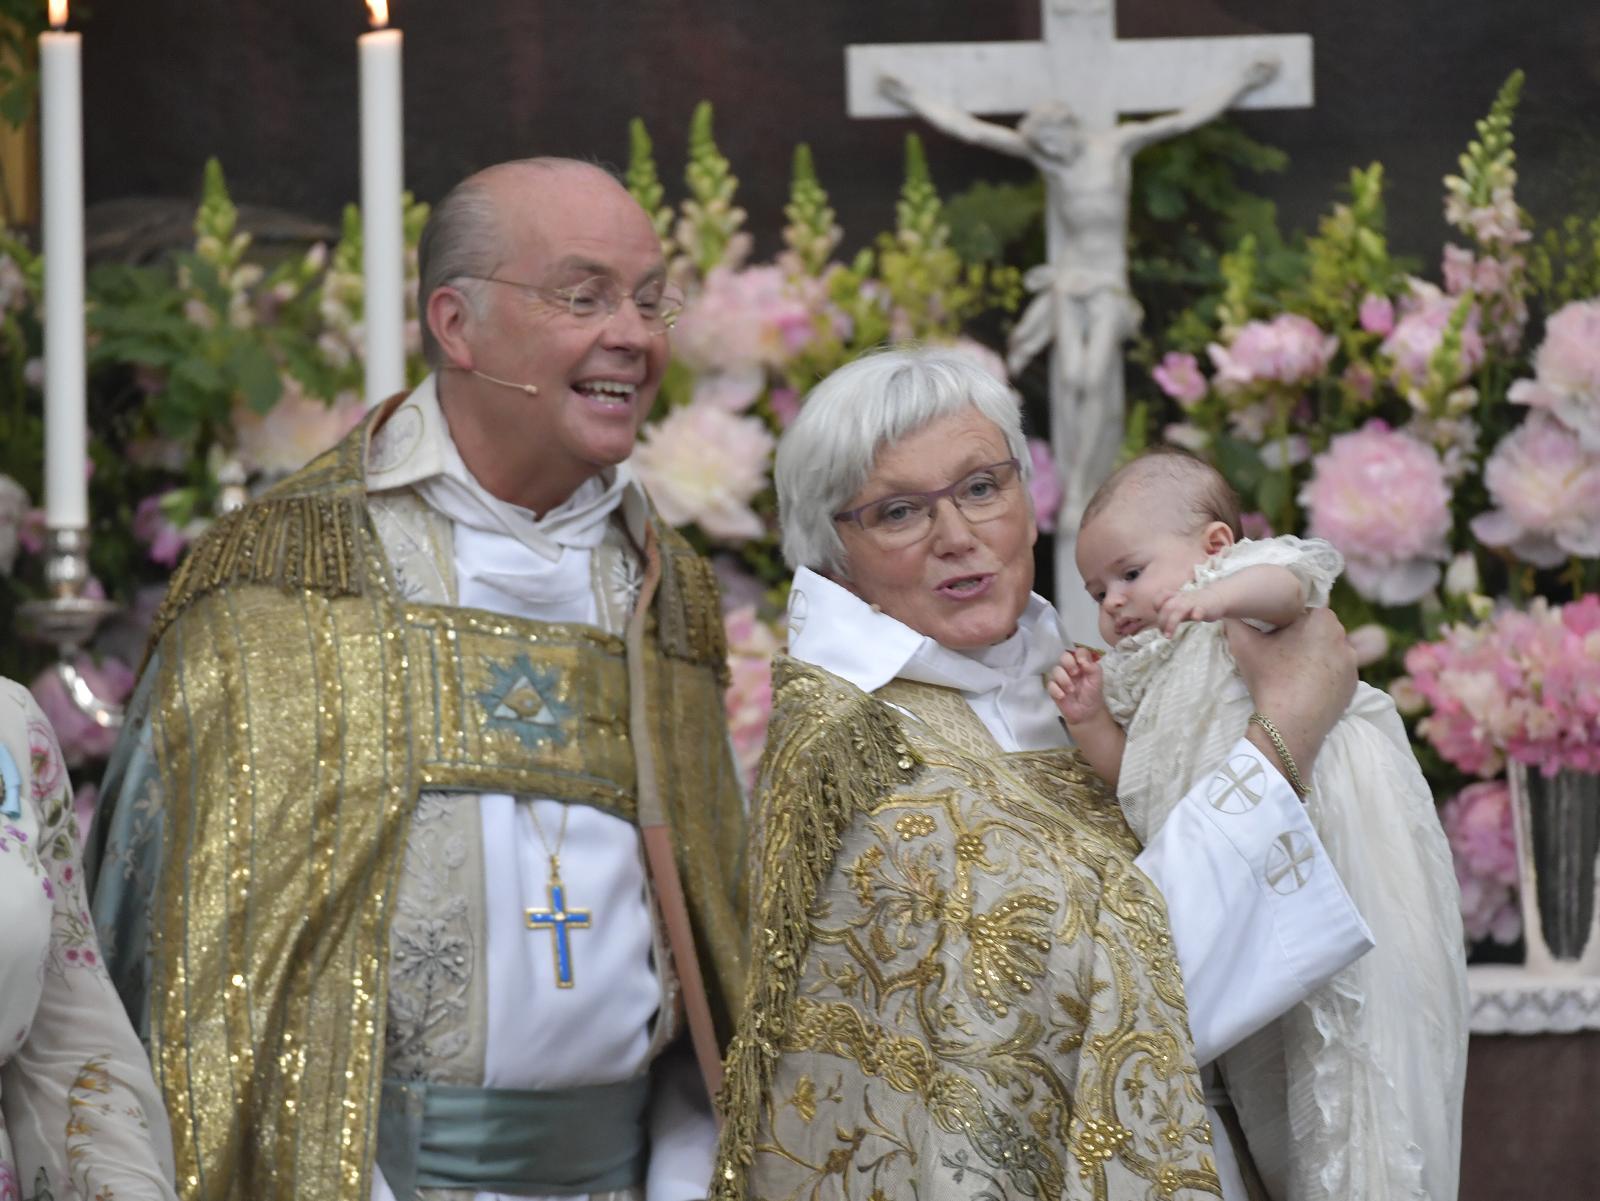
[[79, 1, 1600, 262]]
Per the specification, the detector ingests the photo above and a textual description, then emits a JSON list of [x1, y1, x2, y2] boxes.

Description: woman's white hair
[[776, 345, 1031, 575]]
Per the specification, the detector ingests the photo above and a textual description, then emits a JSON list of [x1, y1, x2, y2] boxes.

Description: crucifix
[[846, 0, 1313, 641], [525, 875, 592, 989]]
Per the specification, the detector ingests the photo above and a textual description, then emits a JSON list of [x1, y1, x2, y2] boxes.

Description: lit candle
[[41, 0, 86, 529], [359, 0, 406, 406]]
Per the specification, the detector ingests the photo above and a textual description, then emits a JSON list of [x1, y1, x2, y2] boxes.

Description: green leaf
[[232, 341, 282, 413]]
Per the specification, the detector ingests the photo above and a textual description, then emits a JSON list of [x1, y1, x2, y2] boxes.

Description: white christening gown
[[1103, 535, 1469, 1201]]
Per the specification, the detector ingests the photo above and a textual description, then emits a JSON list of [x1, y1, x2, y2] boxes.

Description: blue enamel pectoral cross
[[525, 872, 592, 989]]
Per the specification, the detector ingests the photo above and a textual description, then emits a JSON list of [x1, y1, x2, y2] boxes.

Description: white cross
[[846, 1, 1312, 132], [1207, 754, 1267, 815], [1265, 831, 1317, 895]]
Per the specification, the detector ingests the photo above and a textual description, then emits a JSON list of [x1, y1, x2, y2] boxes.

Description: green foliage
[[1445, 70, 1524, 218], [944, 179, 1043, 265], [0, 0, 51, 133], [1292, 164, 1399, 331], [1528, 210, 1600, 307]]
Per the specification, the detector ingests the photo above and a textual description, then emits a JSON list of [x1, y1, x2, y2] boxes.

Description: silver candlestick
[[18, 526, 124, 731]]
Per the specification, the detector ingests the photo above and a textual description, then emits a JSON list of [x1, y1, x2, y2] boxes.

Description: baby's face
[[1077, 504, 1211, 645]]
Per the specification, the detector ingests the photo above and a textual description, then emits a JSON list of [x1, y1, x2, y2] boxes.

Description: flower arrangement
[[1131, 71, 1599, 947]]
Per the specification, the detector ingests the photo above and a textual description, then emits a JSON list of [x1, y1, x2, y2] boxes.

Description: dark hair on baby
[[1080, 445, 1243, 539]]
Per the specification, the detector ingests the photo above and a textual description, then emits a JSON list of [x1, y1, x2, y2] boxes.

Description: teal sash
[[376, 1075, 650, 1198]]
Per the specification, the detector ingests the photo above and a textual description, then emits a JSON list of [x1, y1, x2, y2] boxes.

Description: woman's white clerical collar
[[785, 566, 1063, 698]]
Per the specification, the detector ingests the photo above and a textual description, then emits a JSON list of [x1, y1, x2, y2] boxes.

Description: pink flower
[[1404, 596, 1600, 778], [1380, 283, 1486, 397], [1346, 623, 1391, 666], [671, 266, 822, 377], [1152, 351, 1207, 408], [1299, 422, 1452, 604], [132, 492, 193, 568], [1207, 314, 1337, 394], [723, 605, 783, 794], [1440, 780, 1520, 944], [1507, 299, 1600, 451], [1470, 413, 1600, 568], [632, 402, 775, 543], [233, 382, 366, 478], [1358, 294, 1395, 337], [29, 656, 135, 768], [1027, 439, 1063, 534]]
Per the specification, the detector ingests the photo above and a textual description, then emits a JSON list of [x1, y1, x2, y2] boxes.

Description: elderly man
[[88, 160, 746, 1201]]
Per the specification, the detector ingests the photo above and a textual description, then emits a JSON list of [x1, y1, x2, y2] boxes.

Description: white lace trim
[[1469, 964, 1600, 1034]]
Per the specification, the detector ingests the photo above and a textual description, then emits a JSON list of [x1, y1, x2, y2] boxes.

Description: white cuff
[[1135, 738, 1374, 1065]]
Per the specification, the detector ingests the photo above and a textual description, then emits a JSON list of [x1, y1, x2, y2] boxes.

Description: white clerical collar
[[365, 373, 651, 560], [785, 565, 1067, 697]]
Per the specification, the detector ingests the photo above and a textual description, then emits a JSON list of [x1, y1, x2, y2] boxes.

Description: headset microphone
[[469, 369, 540, 397]]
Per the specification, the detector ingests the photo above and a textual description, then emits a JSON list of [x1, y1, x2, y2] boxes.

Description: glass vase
[[1508, 763, 1600, 975]]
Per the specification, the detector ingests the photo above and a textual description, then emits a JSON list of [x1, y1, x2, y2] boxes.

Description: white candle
[[359, 1, 406, 407], [41, 0, 86, 529]]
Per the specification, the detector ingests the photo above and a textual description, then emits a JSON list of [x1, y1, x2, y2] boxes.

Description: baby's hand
[[1158, 586, 1226, 637], [1047, 648, 1106, 725]]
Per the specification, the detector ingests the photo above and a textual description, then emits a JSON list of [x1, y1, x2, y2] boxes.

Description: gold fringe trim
[[709, 659, 917, 1200], [147, 492, 369, 657]]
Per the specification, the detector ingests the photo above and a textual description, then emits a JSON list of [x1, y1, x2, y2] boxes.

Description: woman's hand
[[1227, 608, 1357, 777]]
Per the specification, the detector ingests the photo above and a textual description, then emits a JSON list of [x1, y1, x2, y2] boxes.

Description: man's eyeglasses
[[453, 274, 685, 335], [833, 459, 1023, 549]]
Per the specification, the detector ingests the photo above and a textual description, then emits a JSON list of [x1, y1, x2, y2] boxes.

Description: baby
[[1048, 447, 1468, 1201]]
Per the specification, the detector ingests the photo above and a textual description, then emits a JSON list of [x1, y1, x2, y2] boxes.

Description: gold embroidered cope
[[713, 661, 1221, 1201]]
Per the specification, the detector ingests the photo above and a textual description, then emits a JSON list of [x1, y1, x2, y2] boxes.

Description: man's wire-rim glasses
[[833, 459, 1023, 548], [453, 273, 685, 334]]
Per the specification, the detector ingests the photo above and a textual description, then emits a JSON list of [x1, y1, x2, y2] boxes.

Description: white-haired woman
[[711, 347, 1375, 1201], [0, 678, 175, 1199]]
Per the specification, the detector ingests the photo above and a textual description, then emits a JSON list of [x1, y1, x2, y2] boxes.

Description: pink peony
[[1380, 282, 1486, 399], [1207, 314, 1337, 395], [671, 266, 822, 379], [1358, 294, 1395, 337], [233, 382, 366, 478], [1470, 413, 1600, 568], [768, 387, 803, 430], [29, 655, 135, 768], [1152, 351, 1207, 408], [1403, 595, 1600, 778], [1027, 439, 1063, 534], [1299, 422, 1452, 605], [723, 605, 783, 794], [1506, 299, 1600, 451], [1346, 623, 1391, 667], [632, 402, 776, 542]]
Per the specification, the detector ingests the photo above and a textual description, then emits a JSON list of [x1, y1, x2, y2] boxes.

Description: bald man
[[89, 160, 747, 1201]]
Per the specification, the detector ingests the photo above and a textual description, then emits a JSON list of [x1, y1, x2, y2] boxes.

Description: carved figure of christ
[[847, 0, 1313, 639]]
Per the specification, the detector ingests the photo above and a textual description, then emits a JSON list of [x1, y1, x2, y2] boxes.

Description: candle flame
[[365, 0, 388, 28], [47, 0, 67, 29]]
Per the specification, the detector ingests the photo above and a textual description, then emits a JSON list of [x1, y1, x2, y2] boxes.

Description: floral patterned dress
[[0, 679, 174, 1201]]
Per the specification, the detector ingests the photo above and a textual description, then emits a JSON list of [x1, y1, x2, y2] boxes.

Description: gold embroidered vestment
[[90, 421, 747, 1201], [713, 660, 1220, 1201]]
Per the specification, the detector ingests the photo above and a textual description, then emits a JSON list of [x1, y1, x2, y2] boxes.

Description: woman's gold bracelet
[[1248, 712, 1310, 799]]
